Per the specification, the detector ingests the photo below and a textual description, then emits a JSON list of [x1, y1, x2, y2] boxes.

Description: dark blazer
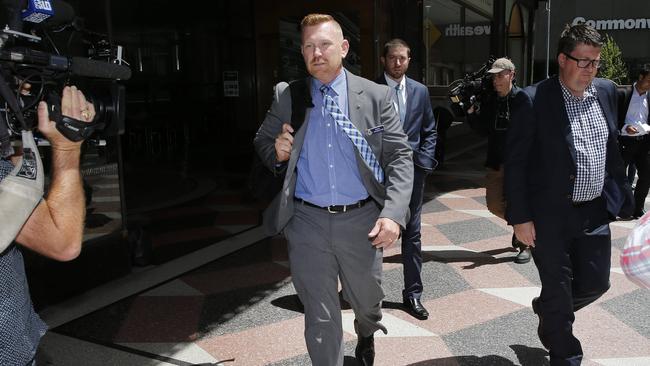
[[504, 76, 633, 227], [617, 84, 650, 130], [466, 85, 522, 170], [375, 75, 438, 172]]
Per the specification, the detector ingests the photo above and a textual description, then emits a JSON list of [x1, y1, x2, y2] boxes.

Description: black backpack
[[248, 78, 312, 201]]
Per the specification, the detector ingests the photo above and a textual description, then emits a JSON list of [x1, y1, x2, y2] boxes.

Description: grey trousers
[[284, 200, 387, 366]]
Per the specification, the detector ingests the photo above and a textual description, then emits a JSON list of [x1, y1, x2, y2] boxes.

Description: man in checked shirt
[[504, 24, 633, 365]]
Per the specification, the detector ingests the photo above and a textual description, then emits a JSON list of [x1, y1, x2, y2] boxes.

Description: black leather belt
[[296, 197, 373, 213], [621, 135, 649, 141], [572, 196, 602, 207]]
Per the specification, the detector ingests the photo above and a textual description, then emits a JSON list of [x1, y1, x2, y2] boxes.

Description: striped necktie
[[320, 85, 384, 183]]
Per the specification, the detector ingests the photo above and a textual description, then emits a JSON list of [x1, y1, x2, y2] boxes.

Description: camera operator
[[465, 57, 531, 264], [0, 85, 94, 365]]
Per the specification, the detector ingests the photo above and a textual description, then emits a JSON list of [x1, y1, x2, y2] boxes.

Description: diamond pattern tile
[[51, 147, 650, 365]]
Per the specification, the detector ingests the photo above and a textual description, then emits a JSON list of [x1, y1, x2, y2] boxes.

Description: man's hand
[[38, 85, 96, 149], [626, 125, 639, 135], [368, 217, 401, 249], [513, 221, 536, 247], [275, 123, 294, 163]]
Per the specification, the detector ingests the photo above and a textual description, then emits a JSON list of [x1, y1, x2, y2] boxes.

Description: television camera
[[0, 0, 131, 156], [448, 56, 495, 117]]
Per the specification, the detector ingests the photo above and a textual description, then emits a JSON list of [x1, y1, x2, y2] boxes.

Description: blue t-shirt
[[0, 158, 47, 365]]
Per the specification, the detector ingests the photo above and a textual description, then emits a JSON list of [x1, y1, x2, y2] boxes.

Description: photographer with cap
[[0, 85, 95, 365], [466, 57, 531, 263]]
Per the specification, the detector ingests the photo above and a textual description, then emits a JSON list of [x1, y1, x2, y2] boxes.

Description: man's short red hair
[[301, 13, 337, 30]]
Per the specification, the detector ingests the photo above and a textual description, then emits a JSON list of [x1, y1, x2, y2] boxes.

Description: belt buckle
[[327, 205, 347, 214]]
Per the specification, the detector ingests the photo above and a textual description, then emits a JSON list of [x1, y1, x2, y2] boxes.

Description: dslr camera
[[448, 56, 495, 117], [0, 0, 131, 155]]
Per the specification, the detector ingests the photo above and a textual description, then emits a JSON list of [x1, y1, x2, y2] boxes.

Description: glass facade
[[533, 0, 650, 82], [423, 0, 493, 87]]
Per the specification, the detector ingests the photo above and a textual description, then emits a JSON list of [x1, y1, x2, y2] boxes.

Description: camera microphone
[[40, 0, 75, 27], [0, 48, 131, 80], [70, 57, 131, 80]]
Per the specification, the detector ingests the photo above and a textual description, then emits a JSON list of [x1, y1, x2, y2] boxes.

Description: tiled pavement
[[40, 142, 650, 365], [82, 164, 124, 243]]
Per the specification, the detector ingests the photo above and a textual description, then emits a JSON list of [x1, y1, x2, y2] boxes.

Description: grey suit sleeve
[[253, 82, 291, 175], [379, 86, 414, 228]]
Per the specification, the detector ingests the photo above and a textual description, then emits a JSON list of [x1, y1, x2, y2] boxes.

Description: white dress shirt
[[620, 82, 650, 136]]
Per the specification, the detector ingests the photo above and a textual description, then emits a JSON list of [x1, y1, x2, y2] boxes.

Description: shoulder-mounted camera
[[448, 56, 496, 116], [0, 0, 131, 155]]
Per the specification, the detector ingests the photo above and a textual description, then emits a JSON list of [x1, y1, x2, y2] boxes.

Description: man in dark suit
[[376, 38, 436, 320], [617, 64, 650, 218], [254, 14, 413, 366], [504, 24, 633, 365]]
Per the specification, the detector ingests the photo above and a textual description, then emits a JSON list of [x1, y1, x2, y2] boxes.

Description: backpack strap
[[288, 78, 313, 133]]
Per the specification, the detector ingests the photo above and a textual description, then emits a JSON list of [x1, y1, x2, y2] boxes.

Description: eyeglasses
[[563, 53, 603, 69]]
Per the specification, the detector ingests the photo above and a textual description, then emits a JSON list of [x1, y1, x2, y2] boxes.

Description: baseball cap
[[488, 58, 515, 73]]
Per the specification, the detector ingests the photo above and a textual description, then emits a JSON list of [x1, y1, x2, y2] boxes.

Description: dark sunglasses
[[563, 53, 603, 69]]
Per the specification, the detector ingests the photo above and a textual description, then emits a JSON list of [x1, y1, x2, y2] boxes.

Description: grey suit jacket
[[253, 69, 414, 235]]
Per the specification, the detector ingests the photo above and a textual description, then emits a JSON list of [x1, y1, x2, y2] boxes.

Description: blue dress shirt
[[294, 71, 369, 206]]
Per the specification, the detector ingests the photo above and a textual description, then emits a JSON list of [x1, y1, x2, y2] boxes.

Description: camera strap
[[47, 92, 104, 142], [0, 130, 44, 253], [56, 115, 102, 142]]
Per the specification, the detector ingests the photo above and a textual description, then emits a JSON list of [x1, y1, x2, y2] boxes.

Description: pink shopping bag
[[621, 213, 650, 288]]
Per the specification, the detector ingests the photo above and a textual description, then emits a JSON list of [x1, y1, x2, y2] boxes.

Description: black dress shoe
[[514, 247, 531, 264], [532, 297, 550, 350], [355, 334, 374, 366], [403, 297, 429, 320]]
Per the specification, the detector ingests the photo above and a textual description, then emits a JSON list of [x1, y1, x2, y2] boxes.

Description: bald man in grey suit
[[254, 13, 413, 366]]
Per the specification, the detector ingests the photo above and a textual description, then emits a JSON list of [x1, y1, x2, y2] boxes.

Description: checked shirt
[[560, 82, 609, 203]]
